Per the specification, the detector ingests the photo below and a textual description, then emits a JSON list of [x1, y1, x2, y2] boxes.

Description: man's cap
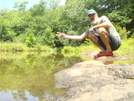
[[87, 9, 97, 16]]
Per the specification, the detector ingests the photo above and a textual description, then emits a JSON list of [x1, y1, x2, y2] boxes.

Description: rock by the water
[[55, 61, 134, 101]]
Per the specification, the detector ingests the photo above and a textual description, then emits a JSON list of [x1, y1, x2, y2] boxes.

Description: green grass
[[0, 42, 28, 51], [55, 38, 134, 57], [0, 43, 55, 52], [79, 38, 134, 55], [0, 38, 133, 56], [114, 38, 134, 55]]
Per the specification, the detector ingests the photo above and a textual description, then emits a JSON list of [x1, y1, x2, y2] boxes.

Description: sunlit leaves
[[13, 1, 28, 11], [0, 0, 134, 47], [42, 27, 55, 47]]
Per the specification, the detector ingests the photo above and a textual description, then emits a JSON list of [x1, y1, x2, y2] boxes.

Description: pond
[[0, 52, 134, 101]]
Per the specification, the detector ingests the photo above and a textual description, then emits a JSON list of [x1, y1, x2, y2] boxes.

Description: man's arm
[[56, 32, 87, 40], [90, 21, 111, 31]]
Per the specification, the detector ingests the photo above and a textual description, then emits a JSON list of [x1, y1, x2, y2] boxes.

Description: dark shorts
[[98, 34, 121, 51]]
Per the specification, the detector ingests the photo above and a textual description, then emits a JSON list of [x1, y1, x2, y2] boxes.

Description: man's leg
[[88, 31, 105, 51], [98, 28, 112, 52]]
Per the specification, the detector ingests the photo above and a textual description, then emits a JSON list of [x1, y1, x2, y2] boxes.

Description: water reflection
[[0, 52, 134, 101], [0, 52, 83, 101], [89, 55, 133, 65]]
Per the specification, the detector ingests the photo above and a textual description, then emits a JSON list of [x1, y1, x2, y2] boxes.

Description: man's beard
[[91, 20, 98, 25], [90, 18, 99, 25]]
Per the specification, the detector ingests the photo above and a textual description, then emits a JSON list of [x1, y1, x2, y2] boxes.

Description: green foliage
[[25, 33, 36, 47], [84, 38, 96, 46], [113, 24, 130, 39], [61, 46, 81, 57], [127, 38, 134, 46], [34, 45, 54, 51], [108, 10, 132, 27], [58, 31, 82, 47], [0, 0, 134, 47], [114, 39, 134, 55], [30, 0, 47, 16], [119, 27, 130, 39], [0, 14, 16, 42], [41, 27, 55, 47], [13, 1, 28, 11], [46, 0, 60, 10], [61, 0, 89, 34], [0, 43, 55, 52], [0, 43, 28, 51]]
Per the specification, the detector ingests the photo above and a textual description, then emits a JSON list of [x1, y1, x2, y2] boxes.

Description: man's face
[[88, 14, 98, 25], [88, 14, 96, 21]]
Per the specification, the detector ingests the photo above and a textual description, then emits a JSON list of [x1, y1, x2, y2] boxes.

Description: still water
[[0, 52, 133, 101], [0, 52, 83, 101]]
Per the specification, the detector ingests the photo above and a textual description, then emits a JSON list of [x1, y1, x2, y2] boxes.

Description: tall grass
[[114, 38, 134, 55], [0, 43, 28, 52], [61, 46, 81, 57], [60, 38, 134, 57], [0, 38, 134, 56], [0, 43, 54, 52]]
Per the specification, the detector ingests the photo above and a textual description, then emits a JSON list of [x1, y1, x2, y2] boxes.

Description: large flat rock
[[55, 61, 134, 101]]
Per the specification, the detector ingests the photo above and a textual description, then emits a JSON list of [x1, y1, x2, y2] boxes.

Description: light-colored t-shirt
[[87, 16, 121, 41]]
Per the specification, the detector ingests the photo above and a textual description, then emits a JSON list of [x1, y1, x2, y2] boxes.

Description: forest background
[[0, 0, 134, 52]]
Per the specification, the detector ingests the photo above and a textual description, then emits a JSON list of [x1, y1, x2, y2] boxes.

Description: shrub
[[61, 46, 81, 57]]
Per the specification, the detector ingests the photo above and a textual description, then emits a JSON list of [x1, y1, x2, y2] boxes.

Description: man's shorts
[[98, 33, 121, 51]]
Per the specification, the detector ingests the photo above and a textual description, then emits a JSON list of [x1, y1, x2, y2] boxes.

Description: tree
[[30, 0, 47, 16], [0, 0, 133, 47], [13, 1, 28, 11], [46, 0, 60, 10]]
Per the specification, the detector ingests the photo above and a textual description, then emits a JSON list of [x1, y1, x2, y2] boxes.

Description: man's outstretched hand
[[56, 32, 66, 38]]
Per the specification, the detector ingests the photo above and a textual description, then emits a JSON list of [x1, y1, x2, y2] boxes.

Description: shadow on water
[[0, 52, 134, 101], [0, 52, 83, 101]]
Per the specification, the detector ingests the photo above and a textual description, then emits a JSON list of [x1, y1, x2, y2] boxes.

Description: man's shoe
[[94, 51, 113, 58], [94, 51, 103, 57]]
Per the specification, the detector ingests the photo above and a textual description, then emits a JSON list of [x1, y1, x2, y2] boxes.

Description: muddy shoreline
[[55, 51, 134, 101]]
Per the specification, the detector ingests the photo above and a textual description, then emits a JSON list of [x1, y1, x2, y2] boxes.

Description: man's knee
[[98, 27, 108, 35], [88, 32, 96, 39]]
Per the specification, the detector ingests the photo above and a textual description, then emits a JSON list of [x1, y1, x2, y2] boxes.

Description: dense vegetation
[[0, 0, 134, 48]]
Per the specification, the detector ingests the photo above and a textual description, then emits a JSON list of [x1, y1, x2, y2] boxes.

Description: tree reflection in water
[[0, 52, 83, 101]]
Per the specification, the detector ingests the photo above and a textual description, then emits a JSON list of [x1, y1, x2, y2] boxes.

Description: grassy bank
[[0, 39, 133, 55], [60, 38, 134, 57], [114, 38, 134, 54], [0, 43, 55, 52]]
